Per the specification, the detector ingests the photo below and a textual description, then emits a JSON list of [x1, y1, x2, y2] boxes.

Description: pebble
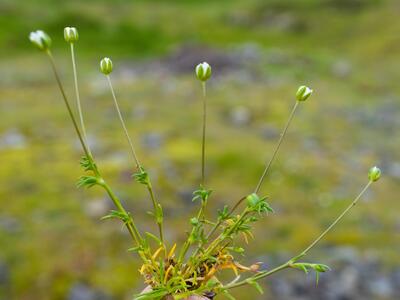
[[0, 128, 26, 149], [68, 283, 112, 300]]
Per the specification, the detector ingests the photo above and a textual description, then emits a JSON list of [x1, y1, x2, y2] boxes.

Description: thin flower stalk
[[253, 100, 299, 194], [202, 100, 301, 243], [44, 50, 146, 255], [177, 70, 211, 264], [222, 179, 374, 291], [201, 81, 207, 186], [69, 42, 91, 153], [105, 73, 164, 245]]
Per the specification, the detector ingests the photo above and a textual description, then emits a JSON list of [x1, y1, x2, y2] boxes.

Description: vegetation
[[1, 1, 399, 299], [26, 24, 381, 300]]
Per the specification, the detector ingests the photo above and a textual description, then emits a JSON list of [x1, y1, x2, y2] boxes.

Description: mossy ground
[[0, 0, 399, 299]]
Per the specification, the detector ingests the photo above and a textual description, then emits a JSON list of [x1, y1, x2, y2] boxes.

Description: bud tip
[[29, 30, 52, 51], [296, 85, 313, 102], [64, 26, 79, 43], [100, 57, 113, 75], [368, 166, 381, 182], [195, 62, 212, 82]]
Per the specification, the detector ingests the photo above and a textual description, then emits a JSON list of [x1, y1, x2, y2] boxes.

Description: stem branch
[[221, 180, 373, 291]]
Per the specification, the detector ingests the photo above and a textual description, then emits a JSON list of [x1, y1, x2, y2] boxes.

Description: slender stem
[[201, 100, 301, 258], [299, 180, 372, 256], [178, 82, 210, 261], [69, 43, 91, 154], [221, 180, 373, 291], [200, 100, 300, 260], [147, 183, 164, 244], [179, 197, 209, 262], [203, 208, 250, 259], [106, 75, 164, 244], [46, 51, 147, 253], [178, 235, 192, 264], [201, 81, 207, 186], [222, 263, 290, 290], [106, 75, 141, 168], [194, 195, 247, 256], [101, 181, 143, 244], [216, 101, 300, 231], [46, 50, 91, 160], [254, 101, 299, 194]]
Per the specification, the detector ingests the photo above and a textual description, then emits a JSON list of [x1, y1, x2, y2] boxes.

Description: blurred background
[[0, 0, 399, 299]]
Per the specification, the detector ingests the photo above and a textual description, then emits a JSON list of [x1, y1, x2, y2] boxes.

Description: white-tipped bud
[[296, 85, 313, 102], [195, 62, 212, 82], [64, 27, 79, 43], [29, 30, 52, 51], [368, 166, 381, 182], [100, 57, 113, 75]]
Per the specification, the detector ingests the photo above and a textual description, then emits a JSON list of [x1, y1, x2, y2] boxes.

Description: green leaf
[[246, 279, 264, 294], [291, 262, 331, 285], [101, 210, 131, 224], [292, 263, 309, 274], [76, 175, 101, 188], [312, 263, 331, 273], [79, 155, 96, 172], [226, 246, 245, 254], [222, 290, 236, 300], [192, 186, 212, 202], [218, 205, 230, 221], [133, 288, 169, 300], [145, 232, 162, 245], [155, 204, 163, 224], [127, 246, 142, 253], [132, 166, 149, 185]]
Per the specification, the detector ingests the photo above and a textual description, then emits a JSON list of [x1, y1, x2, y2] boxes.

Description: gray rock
[[0, 262, 9, 286], [132, 104, 148, 120], [141, 132, 164, 151], [0, 215, 21, 234], [229, 106, 252, 127], [367, 276, 393, 298], [84, 198, 112, 219], [260, 125, 279, 140], [331, 60, 352, 78], [68, 283, 112, 300], [387, 162, 400, 179], [0, 128, 26, 149]]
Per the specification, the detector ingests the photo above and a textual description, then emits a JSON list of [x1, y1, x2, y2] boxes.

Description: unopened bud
[[195, 62, 212, 82], [296, 85, 313, 102], [368, 166, 381, 182], [64, 27, 79, 43], [29, 30, 51, 51], [100, 57, 113, 75], [190, 217, 199, 226], [246, 193, 260, 208]]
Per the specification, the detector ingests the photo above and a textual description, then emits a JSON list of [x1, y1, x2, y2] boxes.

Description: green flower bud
[[29, 30, 51, 51], [100, 57, 113, 75], [368, 166, 381, 182], [64, 27, 79, 43], [190, 217, 199, 226], [246, 193, 261, 208], [296, 85, 313, 102], [195, 62, 212, 82]]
